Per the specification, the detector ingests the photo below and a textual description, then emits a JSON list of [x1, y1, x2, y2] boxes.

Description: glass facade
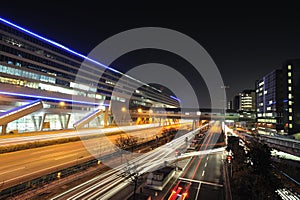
[[0, 18, 179, 133], [255, 69, 284, 132]]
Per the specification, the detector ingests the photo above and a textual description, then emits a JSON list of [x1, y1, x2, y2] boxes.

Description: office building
[[256, 69, 284, 133], [282, 59, 300, 134], [0, 17, 178, 134]]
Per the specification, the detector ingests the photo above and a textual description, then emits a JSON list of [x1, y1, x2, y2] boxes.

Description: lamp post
[[221, 85, 230, 132], [121, 107, 126, 125]]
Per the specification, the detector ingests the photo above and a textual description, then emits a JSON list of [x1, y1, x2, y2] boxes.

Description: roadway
[[49, 124, 210, 200], [0, 123, 160, 146], [0, 124, 175, 190], [166, 121, 225, 200]]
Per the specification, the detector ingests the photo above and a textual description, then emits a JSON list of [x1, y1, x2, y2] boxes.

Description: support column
[[65, 114, 71, 129], [1, 124, 7, 135], [40, 113, 47, 131], [31, 116, 38, 131], [104, 107, 109, 127]]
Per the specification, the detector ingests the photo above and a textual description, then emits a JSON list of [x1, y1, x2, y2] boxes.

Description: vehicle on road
[[168, 180, 192, 200]]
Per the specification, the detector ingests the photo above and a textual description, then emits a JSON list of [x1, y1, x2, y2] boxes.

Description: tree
[[119, 161, 144, 200], [230, 136, 283, 199]]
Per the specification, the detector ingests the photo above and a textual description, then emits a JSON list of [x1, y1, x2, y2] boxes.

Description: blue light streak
[[0, 17, 161, 93], [0, 91, 110, 106], [170, 95, 181, 102]]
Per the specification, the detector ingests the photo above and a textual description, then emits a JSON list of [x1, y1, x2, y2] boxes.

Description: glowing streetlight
[[121, 107, 126, 112], [137, 108, 142, 113], [59, 101, 66, 107]]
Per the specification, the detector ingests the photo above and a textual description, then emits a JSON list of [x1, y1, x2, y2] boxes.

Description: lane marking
[[54, 153, 78, 160], [202, 170, 205, 177], [195, 182, 202, 200], [207, 156, 209, 160], [0, 166, 25, 175], [204, 162, 207, 167], [178, 177, 223, 187]]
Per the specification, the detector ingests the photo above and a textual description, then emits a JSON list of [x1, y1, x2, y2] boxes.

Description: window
[[288, 86, 292, 91], [288, 72, 292, 77], [288, 65, 292, 70], [289, 116, 292, 121], [288, 79, 292, 84]]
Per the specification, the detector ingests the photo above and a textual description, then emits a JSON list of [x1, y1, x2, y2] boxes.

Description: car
[[168, 180, 192, 200]]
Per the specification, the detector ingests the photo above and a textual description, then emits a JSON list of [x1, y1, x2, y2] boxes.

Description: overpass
[[234, 130, 300, 157]]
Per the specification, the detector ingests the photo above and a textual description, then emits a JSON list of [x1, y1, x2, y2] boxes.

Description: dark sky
[[1, 2, 300, 107]]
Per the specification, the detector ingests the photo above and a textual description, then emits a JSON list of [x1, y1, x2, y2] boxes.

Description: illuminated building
[[0, 17, 179, 133], [255, 69, 284, 133], [282, 59, 300, 134], [256, 60, 300, 134]]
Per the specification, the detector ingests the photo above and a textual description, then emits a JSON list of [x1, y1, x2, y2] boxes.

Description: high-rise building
[[256, 69, 284, 132], [282, 59, 300, 134], [240, 90, 256, 112], [232, 90, 256, 112], [256, 59, 300, 135], [233, 95, 240, 111]]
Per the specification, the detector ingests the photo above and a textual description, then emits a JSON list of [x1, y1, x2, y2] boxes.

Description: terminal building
[[255, 59, 300, 135], [0, 17, 179, 134]]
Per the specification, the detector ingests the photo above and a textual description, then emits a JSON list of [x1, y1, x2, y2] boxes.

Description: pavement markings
[[54, 153, 78, 160], [206, 156, 209, 160], [195, 182, 202, 199], [178, 177, 223, 187], [204, 162, 207, 167], [0, 166, 25, 175], [202, 170, 205, 177]]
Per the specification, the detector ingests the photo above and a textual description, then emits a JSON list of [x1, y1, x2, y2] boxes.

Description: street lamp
[[137, 108, 142, 113], [121, 107, 126, 125], [221, 85, 230, 132]]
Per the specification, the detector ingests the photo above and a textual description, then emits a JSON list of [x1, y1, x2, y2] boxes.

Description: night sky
[[1, 2, 300, 107]]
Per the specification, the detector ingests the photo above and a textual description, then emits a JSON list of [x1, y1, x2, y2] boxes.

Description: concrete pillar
[[104, 107, 109, 127], [31, 116, 38, 131], [65, 114, 71, 129], [1, 124, 7, 135], [40, 113, 47, 131]]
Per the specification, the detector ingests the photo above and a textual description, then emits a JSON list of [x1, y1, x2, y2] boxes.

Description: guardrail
[[237, 132, 300, 157], [259, 135, 300, 157]]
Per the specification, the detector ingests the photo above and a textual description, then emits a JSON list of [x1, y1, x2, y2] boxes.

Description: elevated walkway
[[0, 100, 43, 135], [73, 109, 104, 129]]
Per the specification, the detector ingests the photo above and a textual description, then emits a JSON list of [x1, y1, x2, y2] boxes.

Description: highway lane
[[166, 121, 225, 200], [0, 125, 176, 190], [0, 123, 161, 146], [49, 125, 209, 200]]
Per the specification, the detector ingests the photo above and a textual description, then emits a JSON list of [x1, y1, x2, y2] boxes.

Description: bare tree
[[118, 161, 144, 200]]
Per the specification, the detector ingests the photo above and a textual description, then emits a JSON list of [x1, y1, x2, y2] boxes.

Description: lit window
[[288, 86, 292, 91], [267, 107, 271, 111], [289, 101, 292, 105], [288, 72, 292, 77], [288, 65, 292, 70], [288, 93, 292, 99], [266, 113, 273, 117], [289, 116, 292, 121], [259, 93, 262, 96], [289, 108, 292, 113], [288, 79, 292, 84], [289, 124, 293, 128], [269, 100, 273, 104]]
